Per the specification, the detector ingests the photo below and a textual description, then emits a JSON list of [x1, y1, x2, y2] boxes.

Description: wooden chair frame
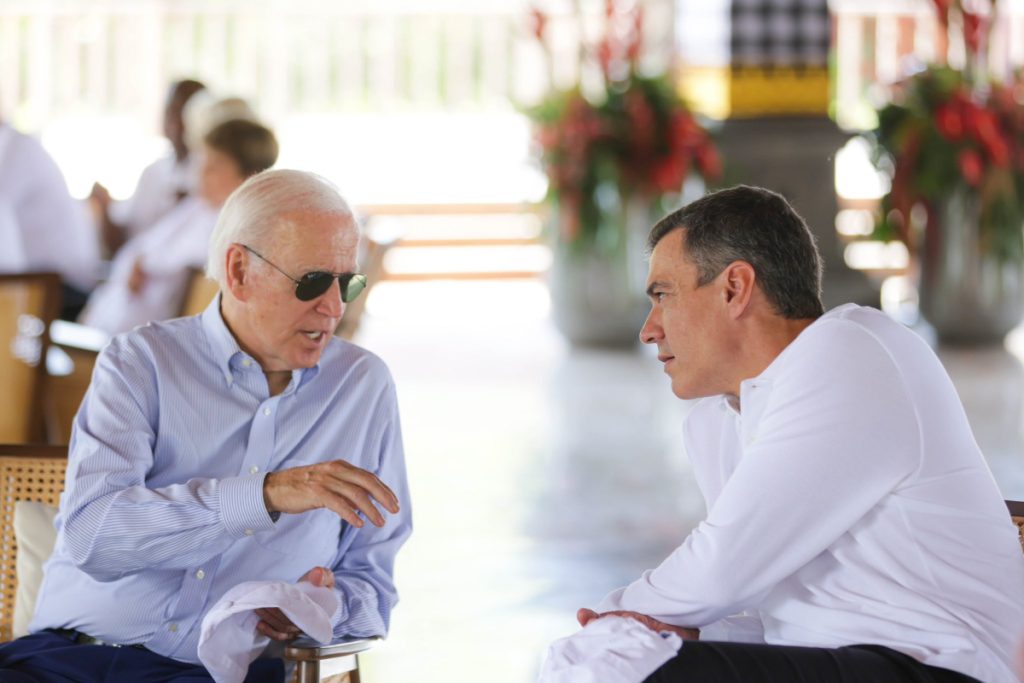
[[0, 444, 375, 681], [0, 274, 61, 443], [43, 320, 108, 445], [178, 267, 220, 318]]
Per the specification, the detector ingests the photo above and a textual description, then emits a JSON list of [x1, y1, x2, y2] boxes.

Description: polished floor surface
[[349, 279, 1024, 683]]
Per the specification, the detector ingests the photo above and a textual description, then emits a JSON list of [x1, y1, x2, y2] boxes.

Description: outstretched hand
[[263, 459, 400, 529], [577, 607, 700, 640], [255, 566, 335, 641]]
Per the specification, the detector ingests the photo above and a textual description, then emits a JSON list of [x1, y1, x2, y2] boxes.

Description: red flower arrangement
[[526, 0, 721, 248], [871, 0, 1024, 261]]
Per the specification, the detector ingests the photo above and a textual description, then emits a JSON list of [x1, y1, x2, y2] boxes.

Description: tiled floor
[[349, 279, 1024, 683]]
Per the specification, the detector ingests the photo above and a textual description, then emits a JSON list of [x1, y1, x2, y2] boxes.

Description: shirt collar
[[199, 293, 321, 391]]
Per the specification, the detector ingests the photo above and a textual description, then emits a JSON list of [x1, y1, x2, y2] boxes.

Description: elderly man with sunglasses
[[0, 170, 411, 683]]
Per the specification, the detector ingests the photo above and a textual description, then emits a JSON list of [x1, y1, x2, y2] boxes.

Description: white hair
[[206, 169, 357, 286], [184, 93, 260, 152]]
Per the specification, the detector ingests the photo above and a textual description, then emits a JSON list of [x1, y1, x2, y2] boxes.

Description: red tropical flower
[[934, 103, 964, 140], [525, 2, 720, 246], [958, 148, 984, 185]]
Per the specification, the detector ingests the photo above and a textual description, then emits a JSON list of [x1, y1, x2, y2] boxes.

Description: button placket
[[242, 397, 277, 478]]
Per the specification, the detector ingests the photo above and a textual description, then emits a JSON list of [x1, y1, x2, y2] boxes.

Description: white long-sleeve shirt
[[0, 124, 100, 290], [108, 154, 198, 238], [80, 197, 217, 335], [598, 304, 1024, 683]]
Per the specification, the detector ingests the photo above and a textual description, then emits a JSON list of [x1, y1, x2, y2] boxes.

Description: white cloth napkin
[[537, 616, 683, 683], [198, 580, 339, 683]]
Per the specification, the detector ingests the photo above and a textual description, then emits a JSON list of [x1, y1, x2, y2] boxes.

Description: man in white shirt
[[0, 119, 101, 317], [578, 185, 1024, 682], [89, 79, 206, 255]]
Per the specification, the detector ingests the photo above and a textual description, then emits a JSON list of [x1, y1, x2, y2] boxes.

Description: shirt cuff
[[219, 473, 277, 538]]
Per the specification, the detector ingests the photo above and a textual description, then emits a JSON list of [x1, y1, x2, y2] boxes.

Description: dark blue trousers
[[0, 631, 285, 683]]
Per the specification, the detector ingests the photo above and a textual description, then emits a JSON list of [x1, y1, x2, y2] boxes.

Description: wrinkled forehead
[[271, 209, 357, 243], [266, 210, 360, 265]]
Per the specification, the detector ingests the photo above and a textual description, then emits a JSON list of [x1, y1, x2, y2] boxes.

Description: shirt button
[[195, 569, 205, 580], [244, 529, 254, 536], [249, 465, 259, 474], [168, 623, 178, 633], [242, 359, 252, 367], [263, 407, 271, 416]]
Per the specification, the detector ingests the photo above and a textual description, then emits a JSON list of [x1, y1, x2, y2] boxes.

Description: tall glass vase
[[918, 187, 1024, 345], [548, 188, 655, 348]]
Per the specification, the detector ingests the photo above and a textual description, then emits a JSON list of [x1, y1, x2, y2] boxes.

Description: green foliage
[[869, 65, 1024, 262]]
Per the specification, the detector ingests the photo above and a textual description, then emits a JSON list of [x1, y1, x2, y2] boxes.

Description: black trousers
[[645, 641, 981, 683]]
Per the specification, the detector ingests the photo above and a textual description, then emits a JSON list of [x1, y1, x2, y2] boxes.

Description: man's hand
[[577, 607, 700, 640], [263, 460, 399, 529], [89, 182, 111, 210], [255, 566, 334, 641], [127, 258, 147, 295]]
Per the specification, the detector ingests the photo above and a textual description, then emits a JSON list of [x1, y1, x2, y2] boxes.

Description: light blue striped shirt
[[31, 296, 411, 665]]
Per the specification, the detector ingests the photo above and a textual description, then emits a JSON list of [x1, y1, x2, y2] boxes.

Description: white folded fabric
[[198, 580, 339, 683], [537, 616, 683, 683], [699, 614, 765, 644]]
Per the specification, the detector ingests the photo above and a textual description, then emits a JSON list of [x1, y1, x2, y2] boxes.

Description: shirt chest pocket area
[[253, 508, 343, 567]]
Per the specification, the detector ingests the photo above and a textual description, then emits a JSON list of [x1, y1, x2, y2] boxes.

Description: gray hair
[[206, 169, 357, 286], [648, 185, 824, 320]]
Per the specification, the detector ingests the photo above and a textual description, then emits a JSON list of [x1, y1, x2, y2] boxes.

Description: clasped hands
[[577, 608, 700, 641], [256, 460, 400, 641]]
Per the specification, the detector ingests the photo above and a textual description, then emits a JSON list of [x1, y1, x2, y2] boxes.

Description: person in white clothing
[[575, 185, 1024, 682], [89, 79, 206, 255], [80, 118, 278, 335], [0, 119, 101, 318]]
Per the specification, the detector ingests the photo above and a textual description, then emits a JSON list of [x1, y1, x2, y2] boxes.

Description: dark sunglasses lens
[[295, 272, 335, 301], [341, 274, 367, 303]]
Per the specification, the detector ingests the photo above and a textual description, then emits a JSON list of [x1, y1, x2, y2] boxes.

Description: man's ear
[[721, 260, 756, 318], [223, 244, 250, 302]]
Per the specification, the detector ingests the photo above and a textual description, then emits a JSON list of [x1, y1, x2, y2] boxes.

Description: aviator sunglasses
[[242, 245, 367, 303]]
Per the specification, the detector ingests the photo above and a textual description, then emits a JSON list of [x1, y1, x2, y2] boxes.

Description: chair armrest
[[283, 636, 380, 662]]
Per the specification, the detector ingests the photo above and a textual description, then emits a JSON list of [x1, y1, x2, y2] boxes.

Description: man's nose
[[640, 307, 662, 345], [315, 278, 344, 319]]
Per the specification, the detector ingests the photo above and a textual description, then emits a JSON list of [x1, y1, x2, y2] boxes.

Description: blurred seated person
[[0, 117, 101, 318], [89, 79, 206, 255], [79, 118, 278, 335]]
